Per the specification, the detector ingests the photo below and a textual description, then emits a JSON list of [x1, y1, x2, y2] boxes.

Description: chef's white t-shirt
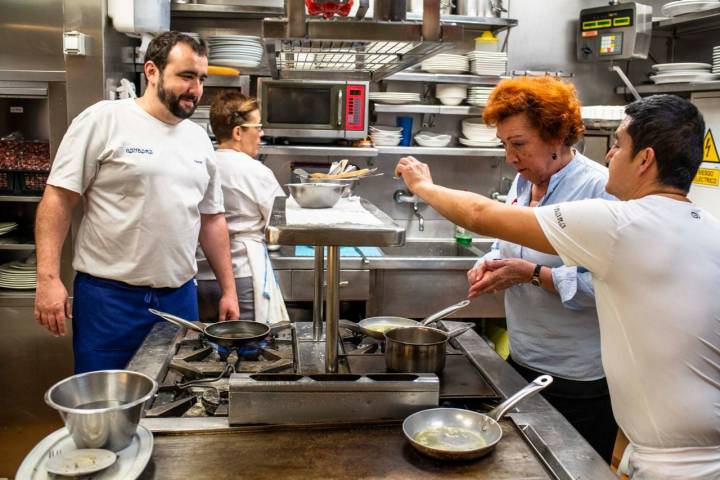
[[48, 99, 224, 288], [196, 149, 284, 280], [535, 196, 720, 458]]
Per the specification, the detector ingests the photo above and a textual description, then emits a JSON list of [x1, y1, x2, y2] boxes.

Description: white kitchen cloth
[[241, 237, 289, 325], [285, 196, 383, 226]]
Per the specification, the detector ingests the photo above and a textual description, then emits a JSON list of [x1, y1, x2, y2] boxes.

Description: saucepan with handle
[[403, 375, 554, 460]]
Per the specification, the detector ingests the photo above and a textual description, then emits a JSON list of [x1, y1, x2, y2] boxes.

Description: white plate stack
[[467, 51, 507, 76], [714, 45, 720, 74], [370, 125, 403, 146], [0, 255, 37, 290], [421, 54, 469, 74], [460, 118, 501, 147], [0, 222, 18, 236], [414, 131, 452, 147], [661, 0, 720, 18], [651, 63, 718, 84], [436, 84, 467, 106], [207, 35, 263, 69], [467, 86, 494, 106], [368, 92, 421, 104]]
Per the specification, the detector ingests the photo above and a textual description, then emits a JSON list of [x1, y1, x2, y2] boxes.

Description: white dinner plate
[[652, 63, 712, 71], [16, 425, 154, 480], [208, 58, 262, 68], [661, 0, 720, 17]]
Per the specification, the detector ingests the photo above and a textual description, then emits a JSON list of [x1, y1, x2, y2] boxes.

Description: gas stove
[[139, 322, 499, 424]]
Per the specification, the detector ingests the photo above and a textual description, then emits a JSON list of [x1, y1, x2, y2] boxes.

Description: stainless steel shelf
[[0, 244, 35, 251], [259, 145, 379, 157], [405, 13, 518, 33], [204, 75, 250, 89], [653, 7, 720, 33], [383, 71, 504, 85], [376, 146, 504, 156], [171, 1, 284, 18], [615, 81, 720, 95], [0, 196, 42, 203], [373, 103, 484, 115]]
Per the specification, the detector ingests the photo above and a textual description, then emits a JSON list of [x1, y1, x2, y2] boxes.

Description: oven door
[[260, 80, 345, 139]]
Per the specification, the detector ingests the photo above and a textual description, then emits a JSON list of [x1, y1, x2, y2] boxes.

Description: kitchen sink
[[380, 242, 483, 258]]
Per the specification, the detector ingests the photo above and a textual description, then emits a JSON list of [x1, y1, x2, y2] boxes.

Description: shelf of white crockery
[[258, 145, 378, 157], [384, 71, 506, 85], [375, 146, 504, 156], [615, 80, 720, 95], [373, 104, 486, 115]]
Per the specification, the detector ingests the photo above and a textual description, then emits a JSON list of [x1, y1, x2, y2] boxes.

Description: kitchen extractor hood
[[263, 0, 463, 81]]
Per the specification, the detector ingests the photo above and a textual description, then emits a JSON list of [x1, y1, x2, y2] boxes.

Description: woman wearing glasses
[[195, 90, 289, 324]]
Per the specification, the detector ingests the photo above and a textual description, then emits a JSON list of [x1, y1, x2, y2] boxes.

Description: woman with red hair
[[466, 76, 617, 461]]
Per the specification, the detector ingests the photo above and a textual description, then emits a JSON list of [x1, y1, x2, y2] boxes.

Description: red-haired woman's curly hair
[[482, 76, 585, 146]]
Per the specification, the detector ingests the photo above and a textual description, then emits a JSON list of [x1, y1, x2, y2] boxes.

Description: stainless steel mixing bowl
[[45, 370, 158, 451], [286, 182, 345, 208]]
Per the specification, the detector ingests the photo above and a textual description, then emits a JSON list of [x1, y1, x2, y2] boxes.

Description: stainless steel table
[[266, 196, 405, 372]]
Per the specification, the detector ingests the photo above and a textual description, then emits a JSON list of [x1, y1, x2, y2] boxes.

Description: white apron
[[619, 442, 720, 479], [236, 235, 289, 325]]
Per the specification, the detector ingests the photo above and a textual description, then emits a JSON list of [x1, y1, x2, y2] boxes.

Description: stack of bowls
[[714, 45, 720, 74], [435, 84, 467, 106], [460, 118, 501, 147], [414, 131, 452, 147], [370, 125, 403, 146]]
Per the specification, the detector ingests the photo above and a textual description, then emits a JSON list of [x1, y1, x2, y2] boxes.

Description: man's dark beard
[[157, 73, 198, 119]]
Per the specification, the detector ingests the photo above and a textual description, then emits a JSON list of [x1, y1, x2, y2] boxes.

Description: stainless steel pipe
[[325, 245, 341, 372], [313, 246, 325, 341]]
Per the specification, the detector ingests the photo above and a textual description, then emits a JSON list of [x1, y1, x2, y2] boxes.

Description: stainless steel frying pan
[[149, 309, 290, 349], [358, 300, 471, 335], [403, 375, 554, 460]]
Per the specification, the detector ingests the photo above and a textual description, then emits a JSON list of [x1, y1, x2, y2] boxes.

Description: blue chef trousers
[[72, 272, 199, 374]]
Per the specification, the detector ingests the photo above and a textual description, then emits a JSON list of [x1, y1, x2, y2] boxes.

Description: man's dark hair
[[624, 95, 705, 192], [143, 31, 207, 78]]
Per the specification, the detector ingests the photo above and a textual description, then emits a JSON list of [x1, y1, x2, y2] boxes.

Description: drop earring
[[551, 152, 558, 160]]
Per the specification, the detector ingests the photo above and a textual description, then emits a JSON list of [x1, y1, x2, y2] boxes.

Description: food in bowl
[[286, 183, 345, 209]]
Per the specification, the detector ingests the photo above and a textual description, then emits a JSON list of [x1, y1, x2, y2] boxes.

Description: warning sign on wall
[[704, 130, 719, 163], [693, 167, 720, 187]]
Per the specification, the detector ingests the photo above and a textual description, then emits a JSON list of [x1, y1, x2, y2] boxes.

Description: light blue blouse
[[479, 152, 616, 380]]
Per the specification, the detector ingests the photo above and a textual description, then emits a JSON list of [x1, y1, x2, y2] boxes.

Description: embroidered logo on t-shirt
[[553, 206, 567, 229], [124, 147, 154, 155], [691, 211, 701, 220]]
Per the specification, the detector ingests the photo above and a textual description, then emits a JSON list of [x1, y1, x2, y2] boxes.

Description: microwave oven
[[258, 79, 369, 139]]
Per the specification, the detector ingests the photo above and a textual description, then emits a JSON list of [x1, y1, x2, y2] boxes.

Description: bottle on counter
[[455, 224, 473, 246]]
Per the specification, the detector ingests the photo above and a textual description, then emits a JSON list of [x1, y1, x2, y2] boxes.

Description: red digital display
[[345, 84, 365, 131]]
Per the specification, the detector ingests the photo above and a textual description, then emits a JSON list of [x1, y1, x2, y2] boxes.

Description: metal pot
[[358, 299, 471, 335], [403, 375, 553, 460], [384, 324, 473, 373], [45, 370, 158, 451], [149, 309, 291, 349]]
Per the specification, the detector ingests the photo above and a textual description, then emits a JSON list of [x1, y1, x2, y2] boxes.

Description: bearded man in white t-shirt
[[395, 95, 720, 480], [34, 32, 240, 373]]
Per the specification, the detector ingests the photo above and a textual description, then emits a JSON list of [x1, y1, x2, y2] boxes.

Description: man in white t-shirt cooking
[[395, 95, 720, 479], [34, 32, 239, 373]]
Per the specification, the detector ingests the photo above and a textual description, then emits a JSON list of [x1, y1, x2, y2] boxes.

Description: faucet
[[394, 190, 425, 231]]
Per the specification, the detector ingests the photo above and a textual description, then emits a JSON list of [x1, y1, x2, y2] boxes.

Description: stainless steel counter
[[129, 322, 615, 480]]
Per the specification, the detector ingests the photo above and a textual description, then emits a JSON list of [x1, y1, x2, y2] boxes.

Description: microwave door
[[263, 84, 344, 138]]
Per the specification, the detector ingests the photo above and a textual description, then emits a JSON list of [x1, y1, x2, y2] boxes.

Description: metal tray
[[16, 425, 153, 479]]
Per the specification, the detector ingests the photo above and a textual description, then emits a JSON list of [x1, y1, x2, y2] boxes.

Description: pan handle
[[486, 375, 553, 421], [149, 308, 205, 334], [339, 319, 386, 341], [268, 320, 293, 335], [444, 324, 474, 340], [420, 300, 471, 326]]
